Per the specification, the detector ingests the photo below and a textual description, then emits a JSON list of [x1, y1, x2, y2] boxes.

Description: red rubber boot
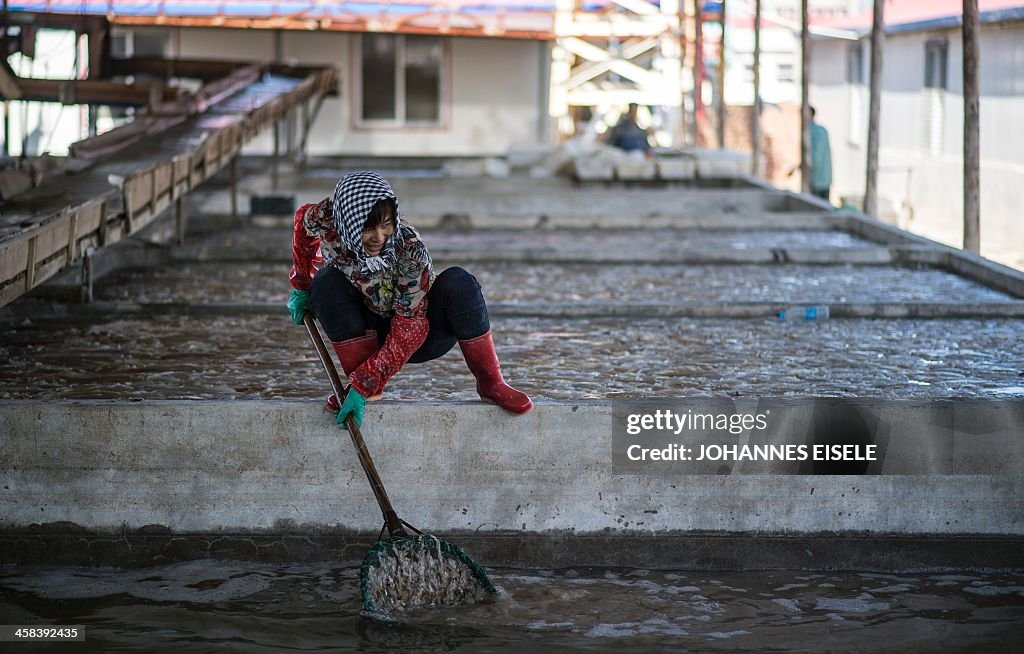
[[459, 331, 532, 414], [325, 332, 379, 411]]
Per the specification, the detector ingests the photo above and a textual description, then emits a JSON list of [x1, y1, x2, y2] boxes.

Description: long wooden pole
[[800, 0, 811, 194], [693, 0, 704, 146], [303, 313, 408, 538], [863, 0, 884, 217], [717, 0, 727, 149], [962, 0, 981, 254], [751, 0, 762, 175]]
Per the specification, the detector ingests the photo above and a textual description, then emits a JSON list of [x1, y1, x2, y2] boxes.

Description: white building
[[714, 0, 872, 106], [3, 3, 555, 159], [172, 28, 551, 158], [809, 0, 1024, 269]]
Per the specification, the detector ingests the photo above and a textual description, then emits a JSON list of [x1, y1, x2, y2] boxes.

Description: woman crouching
[[287, 171, 532, 426]]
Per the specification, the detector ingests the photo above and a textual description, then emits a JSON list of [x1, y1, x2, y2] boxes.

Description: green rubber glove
[[336, 387, 366, 428], [287, 289, 310, 325]]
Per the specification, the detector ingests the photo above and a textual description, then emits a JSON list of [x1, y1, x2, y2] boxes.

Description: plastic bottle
[[778, 305, 830, 321]]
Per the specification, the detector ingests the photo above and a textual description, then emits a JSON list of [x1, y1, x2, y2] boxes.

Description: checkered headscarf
[[332, 171, 403, 274]]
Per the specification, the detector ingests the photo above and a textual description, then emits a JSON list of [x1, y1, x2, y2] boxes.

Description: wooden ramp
[[0, 62, 338, 308]]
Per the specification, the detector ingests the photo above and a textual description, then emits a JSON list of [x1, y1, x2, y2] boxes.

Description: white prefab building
[[809, 0, 1024, 269], [174, 28, 551, 157], [3, 4, 555, 159]]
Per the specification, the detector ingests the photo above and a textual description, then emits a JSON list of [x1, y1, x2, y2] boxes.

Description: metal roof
[[812, 0, 1024, 37], [7, 1, 576, 39]]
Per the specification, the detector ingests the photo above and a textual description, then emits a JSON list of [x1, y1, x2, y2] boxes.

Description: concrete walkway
[[3, 168, 1023, 569]]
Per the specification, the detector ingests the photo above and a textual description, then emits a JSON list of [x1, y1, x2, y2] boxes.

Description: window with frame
[[846, 42, 864, 146], [924, 40, 948, 90], [923, 40, 948, 153], [777, 62, 795, 84], [846, 42, 863, 85], [359, 33, 444, 126]]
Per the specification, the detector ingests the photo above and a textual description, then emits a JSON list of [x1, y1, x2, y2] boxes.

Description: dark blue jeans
[[309, 266, 490, 363]]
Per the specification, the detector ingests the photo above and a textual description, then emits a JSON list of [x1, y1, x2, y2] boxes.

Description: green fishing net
[[360, 534, 499, 616]]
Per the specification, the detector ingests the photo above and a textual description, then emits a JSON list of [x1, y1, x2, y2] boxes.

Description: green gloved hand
[[336, 387, 366, 428], [287, 289, 310, 325]]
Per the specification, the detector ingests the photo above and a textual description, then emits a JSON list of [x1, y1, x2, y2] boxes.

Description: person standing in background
[[810, 106, 833, 203]]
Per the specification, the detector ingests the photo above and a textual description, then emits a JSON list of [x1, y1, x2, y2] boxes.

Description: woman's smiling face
[[362, 203, 395, 257]]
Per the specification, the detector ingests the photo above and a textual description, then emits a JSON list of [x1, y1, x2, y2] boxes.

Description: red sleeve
[[289, 202, 326, 291], [348, 309, 429, 397]]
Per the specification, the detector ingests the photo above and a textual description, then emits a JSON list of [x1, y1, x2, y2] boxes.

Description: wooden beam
[[800, 0, 811, 194], [751, 0, 761, 176], [562, 37, 659, 90], [109, 56, 240, 81], [0, 59, 22, 100], [15, 77, 178, 106], [717, 0, 726, 149], [864, 0, 884, 217], [693, 0, 704, 146], [88, 23, 107, 79], [962, 0, 980, 254], [612, 0, 660, 16], [111, 14, 551, 41], [6, 12, 106, 32]]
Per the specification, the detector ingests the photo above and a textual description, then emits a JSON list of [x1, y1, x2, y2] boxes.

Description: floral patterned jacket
[[290, 198, 436, 397]]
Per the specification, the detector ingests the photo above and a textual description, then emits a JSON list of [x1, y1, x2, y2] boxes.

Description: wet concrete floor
[[1, 561, 1021, 652], [3, 316, 1022, 400], [188, 227, 876, 252], [89, 261, 1014, 305]]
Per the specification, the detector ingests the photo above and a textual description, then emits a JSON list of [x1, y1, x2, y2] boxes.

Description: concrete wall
[[810, 21, 1024, 270], [172, 28, 545, 157], [2, 401, 1022, 537]]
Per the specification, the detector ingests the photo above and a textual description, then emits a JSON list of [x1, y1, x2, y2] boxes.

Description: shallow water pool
[[1, 561, 1022, 652]]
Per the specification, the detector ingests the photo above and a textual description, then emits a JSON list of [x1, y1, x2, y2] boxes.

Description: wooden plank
[[76, 201, 103, 236], [32, 216, 71, 262], [25, 236, 37, 290], [0, 239, 29, 283], [66, 212, 79, 264], [16, 78, 176, 106], [109, 57, 240, 81], [97, 202, 109, 247], [32, 256, 68, 291], [190, 143, 207, 188], [126, 172, 153, 216], [0, 279, 31, 307], [864, 0, 885, 217], [173, 155, 191, 187], [124, 185, 135, 234], [963, 0, 980, 253], [800, 0, 811, 194], [717, 0, 727, 149], [693, 0, 704, 146], [0, 59, 23, 100], [751, 0, 762, 175]]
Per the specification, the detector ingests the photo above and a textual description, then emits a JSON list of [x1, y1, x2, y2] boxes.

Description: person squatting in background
[[286, 171, 532, 427], [604, 103, 653, 155]]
